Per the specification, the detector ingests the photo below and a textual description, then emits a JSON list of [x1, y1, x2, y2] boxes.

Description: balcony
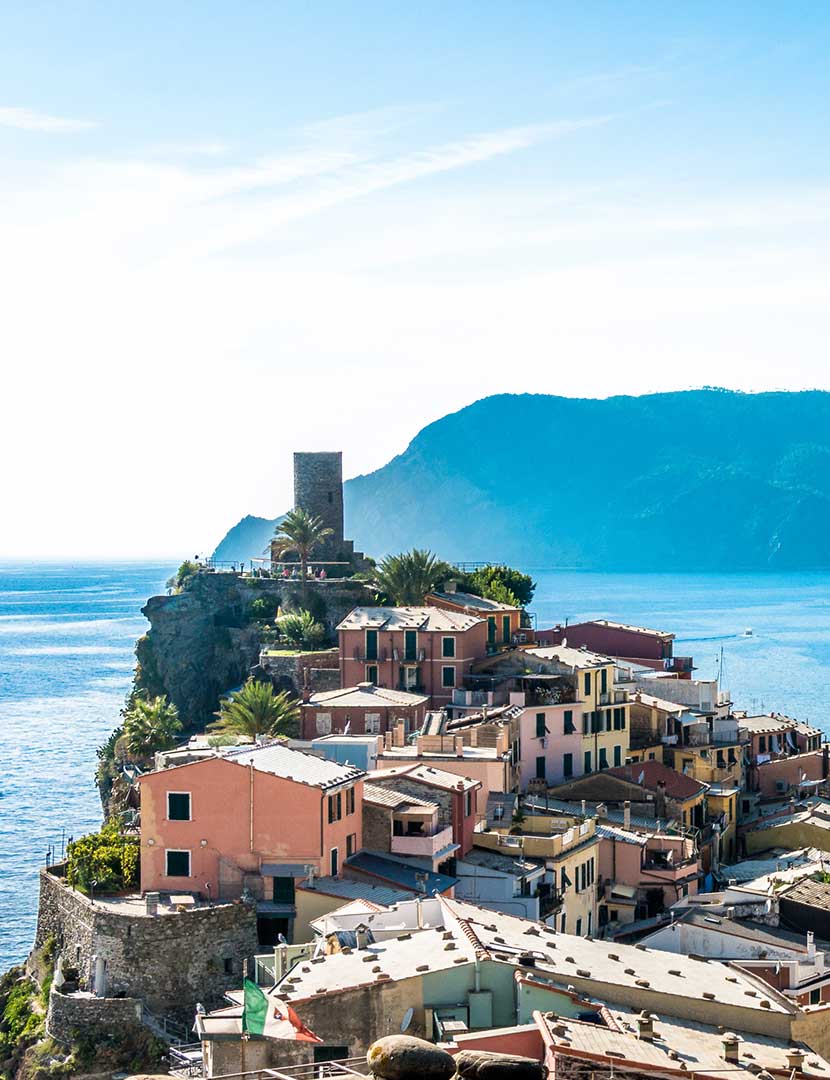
[[391, 824, 455, 858]]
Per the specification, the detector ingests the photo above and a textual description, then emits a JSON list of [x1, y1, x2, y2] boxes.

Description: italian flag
[[242, 979, 322, 1043]]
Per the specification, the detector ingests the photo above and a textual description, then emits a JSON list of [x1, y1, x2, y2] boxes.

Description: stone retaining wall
[[36, 870, 258, 1021], [46, 986, 142, 1045]]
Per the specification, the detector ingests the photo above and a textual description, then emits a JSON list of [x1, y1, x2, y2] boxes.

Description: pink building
[[597, 820, 700, 923], [368, 763, 481, 857], [740, 714, 826, 796], [337, 606, 489, 707], [138, 743, 364, 945], [517, 702, 583, 790], [536, 619, 693, 678]]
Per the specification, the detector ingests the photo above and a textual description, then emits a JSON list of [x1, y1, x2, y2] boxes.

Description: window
[[165, 850, 190, 877], [328, 792, 342, 823], [759, 735, 767, 753], [464, 791, 473, 817], [365, 713, 381, 734], [345, 787, 355, 815], [167, 792, 191, 821], [610, 909, 618, 922], [316, 713, 332, 735], [598, 747, 608, 770], [648, 752, 656, 761], [273, 876, 295, 904], [613, 745, 622, 767], [564, 710, 575, 734], [582, 712, 590, 735], [223, 957, 234, 975], [442, 666, 456, 688], [583, 672, 591, 696], [563, 753, 573, 778], [502, 615, 511, 644], [810, 989, 822, 1005], [365, 665, 378, 685], [365, 629, 378, 661], [442, 636, 456, 658], [404, 629, 417, 661], [330, 848, 339, 876], [487, 617, 497, 645], [600, 668, 607, 694], [346, 833, 357, 858], [575, 917, 583, 936], [536, 713, 546, 738], [584, 750, 592, 774], [587, 912, 593, 936], [536, 756, 546, 780]]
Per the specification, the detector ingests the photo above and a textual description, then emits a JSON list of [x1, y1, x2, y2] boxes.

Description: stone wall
[[259, 648, 341, 696], [46, 987, 142, 1046], [36, 870, 259, 1021], [371, 776, 455, 833], [362, 803, 393, 853]]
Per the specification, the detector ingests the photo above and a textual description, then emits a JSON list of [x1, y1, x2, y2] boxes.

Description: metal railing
[[203, 1058, 369, 1080]]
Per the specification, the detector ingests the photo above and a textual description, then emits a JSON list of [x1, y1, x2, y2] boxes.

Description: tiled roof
[[596, 823, 647, 846], [308, 685, 429, 708], [297, 877, 411, 907], [362, 783, 436, 810], [526, 644, 616, 668], [345, 850, 457, 894], [427, 590, 520, 613], [738, 713, 800, 733], [221, 742, 364, 789], [780, 876, 830, 912], [337, 606, 482, 632], [605, 760, 707, 801], [371, 763, 481, 792]]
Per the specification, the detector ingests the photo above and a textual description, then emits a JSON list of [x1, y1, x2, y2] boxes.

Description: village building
[[426, 586, 526, 647], [361, 782, 457, 873], [368, 762, 481, 857], [337, 606, 489, 706], [535, 618, 693, 677], [138, 742, 365, 946], [737, 713, 827, 798], [299, 682, 429, 739]]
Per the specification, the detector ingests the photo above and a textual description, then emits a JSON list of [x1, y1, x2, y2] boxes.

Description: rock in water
[[367, 1034, 456, 1080], [454, 1048, 547, 1079]]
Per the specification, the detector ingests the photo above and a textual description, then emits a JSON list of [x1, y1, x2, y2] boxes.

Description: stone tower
[[293, 451, 345, 560]]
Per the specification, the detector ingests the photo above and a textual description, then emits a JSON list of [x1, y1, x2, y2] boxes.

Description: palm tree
[[371, 549, 456, 606], [123, 695, 182, 759], [209, 678, 300, 740], [272, 509, 334, 602]]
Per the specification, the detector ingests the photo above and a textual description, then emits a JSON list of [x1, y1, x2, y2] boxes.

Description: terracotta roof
[[362, 783, 436, 810], [605, 761, 707, 801], [780, 876, 830, 912]]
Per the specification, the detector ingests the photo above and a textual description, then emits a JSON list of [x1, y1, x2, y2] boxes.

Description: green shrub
[[66, 822, 139, 894], [277, 609, 325, 649]]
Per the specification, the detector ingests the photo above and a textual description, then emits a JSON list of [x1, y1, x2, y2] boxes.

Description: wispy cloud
[[0, 106, 95, 133]]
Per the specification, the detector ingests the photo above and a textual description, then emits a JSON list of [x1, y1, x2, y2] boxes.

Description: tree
[[122, 695, 181, 759], [209, 678, 300, 740], [371, 549, 455, 606], [272, 509, 334, 601], [277, 609, 325, 649], [166, 559, 200, 593], [461, 564, 536, 606]]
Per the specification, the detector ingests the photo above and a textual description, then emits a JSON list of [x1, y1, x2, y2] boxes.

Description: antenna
[[401, 1007, 414, 1033]]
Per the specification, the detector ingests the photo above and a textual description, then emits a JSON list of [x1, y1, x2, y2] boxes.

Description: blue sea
[[2, 562, 830, 970]]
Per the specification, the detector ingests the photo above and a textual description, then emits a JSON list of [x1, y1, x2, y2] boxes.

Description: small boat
[[743, 628, 753, 637]]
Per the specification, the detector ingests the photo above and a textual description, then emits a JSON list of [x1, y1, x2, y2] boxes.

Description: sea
[[2, 561, 830, 970]]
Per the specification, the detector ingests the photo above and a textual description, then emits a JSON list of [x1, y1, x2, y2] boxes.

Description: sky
[[2, 2, 830, 559]]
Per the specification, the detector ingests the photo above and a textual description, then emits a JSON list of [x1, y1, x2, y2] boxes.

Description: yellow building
[[526, 645, 631, 775], [473, 813, 599, 937]]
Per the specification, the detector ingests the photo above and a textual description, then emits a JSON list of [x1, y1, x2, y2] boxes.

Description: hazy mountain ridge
[[214, 390, 830, 570]]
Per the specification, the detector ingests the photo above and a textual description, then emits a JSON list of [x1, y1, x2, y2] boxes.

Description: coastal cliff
[[133, 572, 371, 729]]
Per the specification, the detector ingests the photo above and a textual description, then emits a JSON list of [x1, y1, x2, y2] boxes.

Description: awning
[[609, 882, 637, 899], [261, 863, 309, 877]]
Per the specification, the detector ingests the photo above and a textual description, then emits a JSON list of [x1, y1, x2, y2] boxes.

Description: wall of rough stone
[[36, 871, 259, 1021], [259, 648, 341, 696], [371, 777, 455, 832], [46, 987, 142, 1045], [362, 803, 393, 853]]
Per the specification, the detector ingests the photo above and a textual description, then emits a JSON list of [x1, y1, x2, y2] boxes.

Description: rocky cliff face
[[135, 572, 370, 728]]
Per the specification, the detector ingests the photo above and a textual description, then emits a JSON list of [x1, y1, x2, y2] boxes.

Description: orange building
[[138, 743, 364, 945]]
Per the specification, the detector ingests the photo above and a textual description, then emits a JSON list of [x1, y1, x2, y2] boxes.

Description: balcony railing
[[391, 825, 455, 858]]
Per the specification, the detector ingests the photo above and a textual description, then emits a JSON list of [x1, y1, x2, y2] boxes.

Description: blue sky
[[2, 3, 829, 557]]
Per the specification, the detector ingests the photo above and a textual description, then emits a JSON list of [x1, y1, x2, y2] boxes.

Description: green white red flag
[[242, 978, 322, 1042]]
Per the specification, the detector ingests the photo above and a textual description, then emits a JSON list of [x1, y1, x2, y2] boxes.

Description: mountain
[[212, 513, 281, 565], [214, 389, 830, 571]]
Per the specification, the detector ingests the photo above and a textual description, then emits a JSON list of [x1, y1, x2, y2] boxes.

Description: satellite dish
[[401, 1007, 414, 1033]]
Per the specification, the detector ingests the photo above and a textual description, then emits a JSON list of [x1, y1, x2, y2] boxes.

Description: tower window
[[328, 491, 333, 503]]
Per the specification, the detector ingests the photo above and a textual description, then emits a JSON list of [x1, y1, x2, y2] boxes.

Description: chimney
[[145, 891, 159, 917], [808, 931, 816, 962], [636, 1012, 655, 1041], [721, 1034, 740, 1064], [624, 801, 632, 830], [416, 736, 424, 755], [786, 1049, 807, 1073], [394, 721, 406, 748], [384, 731, 393, 750], [355, 924, 370, 950], [581, 800, 587, 818], [455, 736, 464, 758]]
